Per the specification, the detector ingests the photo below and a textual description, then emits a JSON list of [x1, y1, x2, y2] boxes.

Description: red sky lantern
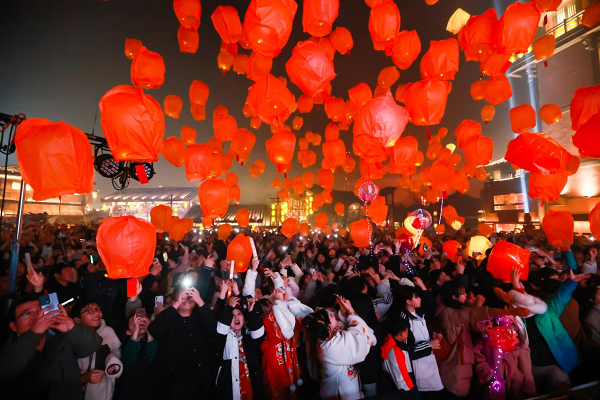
[[161, 137, 186, 167], [317, 168, 334, 189], [471, 80, 486, 102], [322, 137, 346, 168], [505, 132, 570, 174], [457, 8, 497, 62], [298, 149, 317, 168], [198, 178, 229, 220], [430, 159, 455, 192], [97, 216, 157, 295], [226, 172, 238, 187], [329, 26, 354, 55], [443, 240, 462, 261], [481, 105, 496, 123], [378, 66, 400, 88], [297, 94, 314, 113], [487, 241, 530, 282], [533, 35, 556, 65], [99, 85, 165, 162], [570, 84, 600, 130], [368, 1, 401, 52], [247, 52, 273, 81], [539, 103, 562, 125], [243, 0, 298, 58], [359, 159, 384, 180], [229, 128, 256, 165], [590, 202, 600, 239], [479, 51, 512, 76], [335, 202, 345, 216], [366, 196, 388, 224], [302, 171, 315, 188], [302, 0, 339, 37], [286, 41, 336, 98], [351, 218, 371, 247], [247, 74, 294, 126], [348, 82, 374, 110], [582, 3, 600, 28], [266, 130, 296, 174], [236, 209, 250, 227], [189, 80, 209, 121], [131, 46, 165, 90], [543, 210, 574, 249], [15, 119, 94, 201], [573, 113, 600, 158], [529, 169, 568, 203], [492, 1, 540, 55], [227, 234, 253, 272], [405, 79, 451, 126], [173, 0, 201, 29], [164, 95, 183, 119], [483, 73, 512, 105], [391, 30, 421, 70], [213, 113, 238, 142], [314, 213, 328, 230], [218, 223, 233, 241], [185, 144, 223, 181], [389, 136, 418, 176], [125, 38, 143, 60], [180, 125, 196, 146], [420, 38, 460, 80], [212, 6, 243, 44], [509, 103, 537, 133], [281, 217, 299, 238], [178, 26, 199, 54], [229, 185, 241, 203], [535, 0, 562, 12], [150, 204, 173, 233], [464, 135, 493, 167], [169, 217, 194, 241]]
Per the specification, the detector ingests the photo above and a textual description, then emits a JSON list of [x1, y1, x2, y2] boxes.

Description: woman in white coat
[[302, 297, 377, 400]]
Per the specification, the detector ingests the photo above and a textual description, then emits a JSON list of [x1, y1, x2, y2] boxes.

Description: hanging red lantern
[[509, 104, 537, 134], [487, 241, 530, 282], [570, 84, 600, 130], [590, 202, 600, 239], [405, 79, 451, 126], [212, 6, 243, 44], [198, 178, 229, 220], [420, 38, 460, 80], [454, 120, 482, 149], [464, 135, 493, 167], [150, 204, 173, 233], [491, 1, 540, 55], [458, 8, 497, 62], [505, 132, 570, 174], [483, 74, 513, 105], [229, 128, 256, 165], [389, 136, 418, 176], [539, 103, 562, 125], [443, 240, 462, 261], [302, 0, 339, 37], [266, 130, 296, 174], [131, 46, 165, 90], [368, 1, 401, 52], [281, 218, 299, 238], [543, 210, 574, 249], [529, 169, 568, 203], [286, 41, 336, 98], [330, 26, 354, 55], [573, 113, 600, 158], [14, 119, 94, 201], [161, 137, 186, 167], [178, 26, 199, 54], [125, 38, 143, 60], [351, 218, 372, 247], [243, 0, 298, 58], [227, 234, 253, 272], [391, 30, 421, 70], [173, 0, 201, 29], [164, 95, 183, 119], [246, 74, 294, 126], [99, 85, 165, 162]]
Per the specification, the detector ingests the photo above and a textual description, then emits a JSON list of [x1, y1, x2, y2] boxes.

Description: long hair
[[302, 309, 331, 340]]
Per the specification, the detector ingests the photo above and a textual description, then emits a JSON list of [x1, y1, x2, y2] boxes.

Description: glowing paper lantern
[[99, 85, 165, 162], [322, 138, 346, 168], [471, 80, 486, 102], [484, 74, 512, 105], [570, 84, 600, 130], [247, 74, 294, 126], [487, 241, 530, 282], [299, 222, 311, 237], [286, 41, 336, 98], [481, 105, 496, 123], [150, 205, 173, 233], [467, 236, 492, 259], [125, 38, 143, 59], [178, 26, 199, 53], [218, 223, 233, 241], [164, 95, 183, 119], [528, 169, 568, 203], [14, 119, 94, 201], [185, 144, 222, 181], [97, 216, 156, 290], [378, 66, 400, 88], [533, 35, 556, 64], [236, 209, 250, 227], [161, 137, 186, 167], [351, 218, 371, 247], [573, 113, 600, 158], [198, 178, 229, 220], [131, 46, 165, 90], [455, 120, 482, 149], [366, 196, 388, 224], [509, 104, 537, 134], [330, 26, 354, 55], [446, 8, 471, 35], [243, 0, 298, 58], [543, 210, 574, 249], [266, 130, 296, 174], [180, 125, 197, 146], [458, 8, 497, 62], [212, 6, 243, 44], [389, 136, 419, 176], [170, 217, 194, 241], [479, 51, 512, 76], [368, 1, 401, 52], [227, 234, 253, 273], [405, 79, 450, 126], [246, 52, 273, 81], [443, 240, 462, 261], [391, 30, 421, 70], [173, 0, 201, 29], [314, 213, 328, 230], [348, 82, 374, 110], [566, 154, 580, 175], [189, 80, 210, 121], [302, 0, 339, 37], [539, 103, 562, 125], [505, 132, 570, 174], [590, 202, 600, 239], [479, 223, 493, 237], [535, 0, 562, 12], [213, 113, 238, 142], [464, 135, 493, 167], [229, 128, 256, 165], [334, 202, 345, 216], [582, 3, 600, 28], [281, 218, 299, 238], [420, 39, 460, 80], [491, 1, 540, 55]]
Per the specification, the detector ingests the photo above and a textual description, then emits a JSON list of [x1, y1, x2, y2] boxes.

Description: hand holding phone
[[40, 293, 60, 316], [24, 253, 33, 270]]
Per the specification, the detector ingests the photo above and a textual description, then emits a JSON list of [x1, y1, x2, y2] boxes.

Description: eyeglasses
[[17, 311, 36, 321], [81, 308, 101, 315]]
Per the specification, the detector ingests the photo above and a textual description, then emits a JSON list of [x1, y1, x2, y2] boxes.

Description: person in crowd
[[381, 318, 419, 399], [119, 313, 156, 400]]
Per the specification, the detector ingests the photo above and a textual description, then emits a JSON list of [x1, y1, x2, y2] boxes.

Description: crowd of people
[[0, 218, 599, 400]]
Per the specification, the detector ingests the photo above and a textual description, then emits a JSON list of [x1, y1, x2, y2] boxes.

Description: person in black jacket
[[214, 294, 264, 400], [146, 286, 216, 400]]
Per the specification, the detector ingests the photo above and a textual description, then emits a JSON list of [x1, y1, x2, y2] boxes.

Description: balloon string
[[438, 196, 444, 225]]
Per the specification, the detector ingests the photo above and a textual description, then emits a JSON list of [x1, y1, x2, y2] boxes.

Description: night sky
[[0, 0, 519, 206]]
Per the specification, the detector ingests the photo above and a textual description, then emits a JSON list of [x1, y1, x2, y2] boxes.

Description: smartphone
[[154, 296, 164, 308], [89, 254, 95, 264], [24, 253, 32, 270], [135, 308, 147, 318], [310, 268, 316, 275], [40, 293, 59, 315], [423, 243, 430, 252], [79, 238, 85, 242], [192, 249, 197, 254], [162, 252, 168, 262]]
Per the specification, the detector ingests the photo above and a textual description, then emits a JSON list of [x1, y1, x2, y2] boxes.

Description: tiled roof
[[102, 187, 198, 202], [184, 204, 269, 224]]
